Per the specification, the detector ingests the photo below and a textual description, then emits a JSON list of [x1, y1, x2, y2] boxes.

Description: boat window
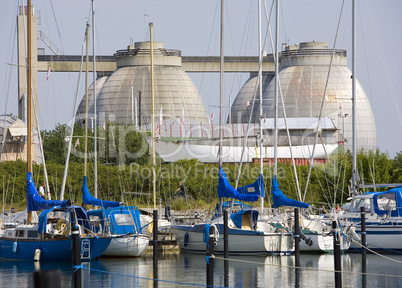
[[27, 230, 39, 238], [48, 211, 66, 219], [114, 214, 133, 226], [376, 193, 396, 211], [16, 230, 24, 238], [89, 215, 101, 222], [347, 198, 371, 213]]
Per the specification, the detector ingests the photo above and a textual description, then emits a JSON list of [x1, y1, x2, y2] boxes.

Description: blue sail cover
[[217, 168, 262, 202], [26, 172, 70, 211], [82, 176, 120, 208], [237, 173, 265, 198], [272, 176, 309, 208]]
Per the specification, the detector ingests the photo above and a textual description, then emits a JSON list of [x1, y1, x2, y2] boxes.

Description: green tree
[[391, 151, 402, 183]]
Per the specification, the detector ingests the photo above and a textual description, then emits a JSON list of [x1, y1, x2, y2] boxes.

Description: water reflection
[[0, 252, 400, 287]]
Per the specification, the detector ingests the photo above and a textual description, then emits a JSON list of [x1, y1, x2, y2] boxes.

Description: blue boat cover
[[272, 176, 309, 208], [372, 188, 402, 217], [26, 172, 70, 211], [230, 210, 259, 229], [82, 176, 120, 208], [217, 168, 263, 202], [87, 206, 143, 234]]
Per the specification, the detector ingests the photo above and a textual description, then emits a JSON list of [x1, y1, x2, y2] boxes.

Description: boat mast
[[351, 0, 358, 195], [27, 0, 32, 223], [60, 33, 86, 200], [84, 24, 90, 178], [92, 0, 98, 198], [273, 0, 279, 178], [131, 86, 134, 125], [258, 0, 264, 211], [218, 0, 224, 217], [150, 23, 156, 210]]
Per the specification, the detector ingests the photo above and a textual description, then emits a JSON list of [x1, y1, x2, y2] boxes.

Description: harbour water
[[0, 252, 401, 287]]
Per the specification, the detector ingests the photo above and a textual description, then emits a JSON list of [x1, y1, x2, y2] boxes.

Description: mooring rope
[[212, 255, 402, 279], [82, 267, 238, 288]]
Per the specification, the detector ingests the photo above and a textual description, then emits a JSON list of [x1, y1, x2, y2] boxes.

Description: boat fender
[[203, 224, 219, 246], [148, 222, 153, 235], [34, 248, 41, 261], [12, 241, 17, 253], [211, 224, 219, 246]]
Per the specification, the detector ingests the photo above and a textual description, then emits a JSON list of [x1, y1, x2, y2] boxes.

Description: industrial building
[[76, 42, 209, 127], [230, 41, 376, 152], [15, 5, 377, 163], [0, 115, 41, 163]]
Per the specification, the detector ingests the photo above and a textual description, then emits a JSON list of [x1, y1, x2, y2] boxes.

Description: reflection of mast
[[150, 23, 156, 210]]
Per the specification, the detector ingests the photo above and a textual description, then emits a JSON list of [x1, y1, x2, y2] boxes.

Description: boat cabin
[[4, 225, 40, 239], [87, 206, 143, 235], [345, 188, 402, 218]]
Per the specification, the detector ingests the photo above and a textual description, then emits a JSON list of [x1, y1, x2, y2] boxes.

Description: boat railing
[[280, 48, 346, 59]]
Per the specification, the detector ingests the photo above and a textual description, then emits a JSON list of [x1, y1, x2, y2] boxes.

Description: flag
[[263, 114, 266, 123], [339, 103, 342, 115], [156, 106, 162, 140], [74, 138, 80, 152], [46, 67, 51, 80], [180, 107, 185, 125], [210, 111, 215, 124], [103, 121, 106, 131]]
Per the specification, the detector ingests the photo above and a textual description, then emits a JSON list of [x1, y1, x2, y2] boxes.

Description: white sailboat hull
[[172, 224, 293, 255], [102, 234, 149, 257], [351, 223, 402, 252], [299, 231, 350, 252], [342, 220, 402, 252]]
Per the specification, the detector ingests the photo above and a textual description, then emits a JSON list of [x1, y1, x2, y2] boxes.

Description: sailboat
[[172, 0, 293, 255], [78, 7, 149, 257], [336, 0, 402, 252], [266, 181, 352, 252], [255, 0, 354, 253], [82, 179, 149, 257], [0, 179, 111, 261], [0, 2, 111, 261]]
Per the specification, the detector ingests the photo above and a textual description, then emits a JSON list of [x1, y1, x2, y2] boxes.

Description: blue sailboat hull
[[0, 236, 111, 261]]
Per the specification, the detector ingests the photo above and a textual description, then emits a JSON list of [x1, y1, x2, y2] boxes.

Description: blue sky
[[1, 0, 401, 157]]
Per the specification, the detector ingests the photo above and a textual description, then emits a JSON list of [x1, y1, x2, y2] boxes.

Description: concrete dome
[[76, 76, 107, 123], [230, 41, 377, 152], [229, 73, 274, 123], [77, 41, 208, 127]]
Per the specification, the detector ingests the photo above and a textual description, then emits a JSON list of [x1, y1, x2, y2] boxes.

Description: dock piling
[[332, 220, 342, 288], [71, 209, 81, 288]]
